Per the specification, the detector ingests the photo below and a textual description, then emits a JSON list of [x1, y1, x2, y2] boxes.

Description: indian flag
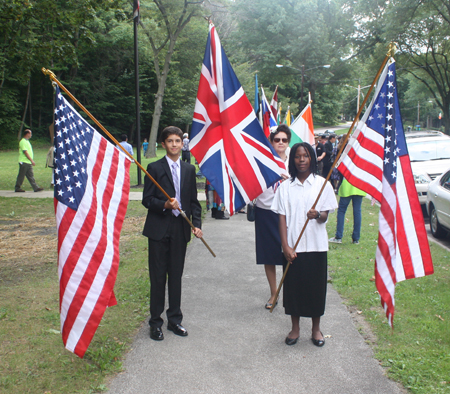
[[290, 102, 315, 147]]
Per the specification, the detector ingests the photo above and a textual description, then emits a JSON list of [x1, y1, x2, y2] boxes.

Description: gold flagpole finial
[[42, 68, 57, 80], [387, 43, 396, 58]]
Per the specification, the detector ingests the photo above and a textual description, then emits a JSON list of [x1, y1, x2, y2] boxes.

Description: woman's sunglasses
[[273, 138, 288, 143]]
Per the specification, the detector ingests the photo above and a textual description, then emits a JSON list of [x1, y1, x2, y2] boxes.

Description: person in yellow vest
[[329, 178, 366, 244], [15, 129, 43, 192]]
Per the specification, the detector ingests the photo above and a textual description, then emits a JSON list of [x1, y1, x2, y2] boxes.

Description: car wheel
[[430, 204, 447, 239]]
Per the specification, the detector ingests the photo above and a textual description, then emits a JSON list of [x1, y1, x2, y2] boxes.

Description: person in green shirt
[[14, 129, 43, 192], [329, 177, 366, 244]]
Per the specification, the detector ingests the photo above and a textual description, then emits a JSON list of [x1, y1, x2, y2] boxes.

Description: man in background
[[322, 133, 336, 180], [181, 133, 190, 163], [15, 129, 43, 192], [117, 134, 134, 157]]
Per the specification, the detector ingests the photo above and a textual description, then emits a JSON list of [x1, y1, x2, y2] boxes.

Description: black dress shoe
[[311, 333, 325, 347], [285, 336, 298, 346], [167, 322, 188, 336], [150, 327, 164, 341]]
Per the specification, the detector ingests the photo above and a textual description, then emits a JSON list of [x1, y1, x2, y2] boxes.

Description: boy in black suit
[[142, 126, 203, 341]]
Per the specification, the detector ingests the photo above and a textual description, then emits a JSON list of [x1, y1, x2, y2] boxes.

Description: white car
[[427, 169, 450, 238], [405, 131, 450, 205]]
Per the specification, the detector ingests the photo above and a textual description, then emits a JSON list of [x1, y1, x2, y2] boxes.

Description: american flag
[[190, 23, 285, 215], [54, 86, 130, 357], [337, 59, 433, 326], [261, 86, 277, 138]]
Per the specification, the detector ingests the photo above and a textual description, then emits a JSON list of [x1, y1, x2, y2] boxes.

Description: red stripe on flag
[[241, 134, 281, 163], [73, 152, 128, 357], [357, 130, 385, 158], [399, 156, 434, 277], [338, 162, 382, 202], [395, 202, 414, 278], [374, 264, 394, 321], [377, 217, 397, 283], [56, 205, 76, 254]]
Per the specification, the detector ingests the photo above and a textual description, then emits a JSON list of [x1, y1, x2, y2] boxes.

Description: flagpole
[[270, 46, 395, 312], [42, 68, 216, 258], [134, 11, 142, 186]]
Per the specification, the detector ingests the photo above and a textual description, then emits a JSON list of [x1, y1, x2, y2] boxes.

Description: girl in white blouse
[[272, 143, 337, 346]]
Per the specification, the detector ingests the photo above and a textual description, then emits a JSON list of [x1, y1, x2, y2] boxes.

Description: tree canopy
[[1, 0, 449, 151]]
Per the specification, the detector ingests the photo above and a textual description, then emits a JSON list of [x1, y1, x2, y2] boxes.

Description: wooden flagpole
[[270, 45, 396, 312], [42, 68, 216, 258]]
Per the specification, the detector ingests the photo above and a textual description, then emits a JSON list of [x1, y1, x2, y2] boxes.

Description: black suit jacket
[[142, 157, 201, 243], [324, 140, 334, 163]]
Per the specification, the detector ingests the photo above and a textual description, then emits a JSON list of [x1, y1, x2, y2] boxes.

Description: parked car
[[426, 168, 450, 238], [405, 131, 450, 204]]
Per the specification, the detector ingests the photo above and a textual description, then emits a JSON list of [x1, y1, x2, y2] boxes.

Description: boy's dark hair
[[289, 142, 318, 181], [160, 126, 183, 143], [120, 134, 127, 142], [23, 129, 32, 136], [269, 124, 292, 143]]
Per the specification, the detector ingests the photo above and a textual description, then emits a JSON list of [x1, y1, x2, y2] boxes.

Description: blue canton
[[54, 86, 95, 210], [365, 63, 406, 186]]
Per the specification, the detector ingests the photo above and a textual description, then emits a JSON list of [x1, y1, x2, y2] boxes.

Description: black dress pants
[[148, 214, 187, 328]]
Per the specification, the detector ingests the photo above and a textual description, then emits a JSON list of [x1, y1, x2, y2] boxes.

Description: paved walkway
[[106, 213, 404, 394]]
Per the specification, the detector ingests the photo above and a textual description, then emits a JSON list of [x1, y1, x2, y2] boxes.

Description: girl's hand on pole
[[307, 209, 319, 220], [283, 246, 297, 263]]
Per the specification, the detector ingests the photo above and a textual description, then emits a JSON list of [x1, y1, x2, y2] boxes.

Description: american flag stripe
[[191, 23, 285, 214], [396, 156, 430, 279], [337, 59, 433, 326], [54, 87, 130, 357]]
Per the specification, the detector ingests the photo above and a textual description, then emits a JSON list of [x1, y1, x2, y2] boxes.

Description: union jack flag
[[337, 59, 433, 326], [54, 86, 130, 357], [190, 23, 285, 215]]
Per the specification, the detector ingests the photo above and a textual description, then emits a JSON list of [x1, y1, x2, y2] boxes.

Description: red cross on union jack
[[190, 23, 285, 215]]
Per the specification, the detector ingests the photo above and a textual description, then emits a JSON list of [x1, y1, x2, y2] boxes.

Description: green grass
[[0, 199, 150, 393], [0, 145, 170, 191], [326, 199, 450, 393], [0, 197, 206, 394]]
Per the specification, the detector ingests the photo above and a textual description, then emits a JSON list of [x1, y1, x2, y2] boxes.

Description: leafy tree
[[0, 0, 122, 145], [230, 0, 355, 124], [139, 0, 205, 157], [343, 0, 450, 133]]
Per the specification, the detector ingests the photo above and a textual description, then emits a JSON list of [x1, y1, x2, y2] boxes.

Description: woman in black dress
[[254, 125, 290, 309]]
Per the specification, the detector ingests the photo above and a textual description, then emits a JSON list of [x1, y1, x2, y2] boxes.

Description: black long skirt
[[283, 252, 327, 317], [255, 206, 284, 266]]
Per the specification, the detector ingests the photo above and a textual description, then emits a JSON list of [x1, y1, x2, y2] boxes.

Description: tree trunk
[[146, 79, 167, 157], [18, 78, 31, 140], [29, 79, 32, 129], [444, 100, 450, 135], [38, 81, 43, 129]]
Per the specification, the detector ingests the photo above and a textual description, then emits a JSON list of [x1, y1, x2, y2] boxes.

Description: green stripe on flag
[[290, 129, 303, 147]]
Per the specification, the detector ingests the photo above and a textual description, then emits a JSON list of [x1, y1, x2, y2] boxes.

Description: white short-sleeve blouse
[[271, 173, 338, 253]]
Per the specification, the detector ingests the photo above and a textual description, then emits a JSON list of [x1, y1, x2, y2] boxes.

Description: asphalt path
[[106, 213, 405, 394]]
